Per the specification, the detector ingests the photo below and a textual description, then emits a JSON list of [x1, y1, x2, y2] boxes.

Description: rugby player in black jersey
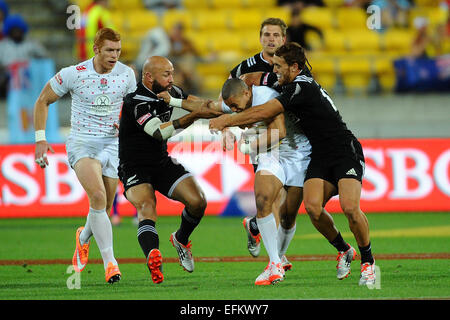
[[210, 43, 376, 286], [228, 18, 334, 272], [118, 56, 220, 284]]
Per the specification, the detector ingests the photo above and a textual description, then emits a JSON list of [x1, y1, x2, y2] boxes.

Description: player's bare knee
[[88, 189, 107, 208], [255, 192, 271, 213], [304, 201, 322, 222], [186, 193, 207, 217], [341, 202, 361, 222]]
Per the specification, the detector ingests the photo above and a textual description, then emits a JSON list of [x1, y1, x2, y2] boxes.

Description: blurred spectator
[[371, 0, 412, 29], [75, 0, 114, 61], [168, 22, 200, 94], [411, 15, 448, 58], [411, 17, 431, 58], [134, 27, 171, 76], [278, 0, 324, 11], [344, 0, 372, 9], [0, 14, 47, 97], [0, 0, 8, 41], [143, 0, 181, 11], [168, 22, 197, 59], [287, 7, 324, 51]]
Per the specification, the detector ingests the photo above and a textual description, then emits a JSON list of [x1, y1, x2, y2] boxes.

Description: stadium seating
[[161, 9, 194, 31], [338, 58, 373, 94], [93, 0, 447, 94], [300, 7, 334, 29], [335, 7, 368, 30], [373, 57, 396, 92], [308, 55, 337, 92], [109, 0, 144, 10]]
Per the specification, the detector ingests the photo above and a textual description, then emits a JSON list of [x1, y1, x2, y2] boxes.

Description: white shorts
[[255, 147, 311, 187], [66, 135, 119, 179]]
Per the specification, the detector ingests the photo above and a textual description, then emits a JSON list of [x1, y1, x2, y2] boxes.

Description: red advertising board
[[0, 138, 449, 218]]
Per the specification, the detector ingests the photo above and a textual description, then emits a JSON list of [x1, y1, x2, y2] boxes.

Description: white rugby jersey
[[222, 85, 308, 155], [49, 58, 137, 139]]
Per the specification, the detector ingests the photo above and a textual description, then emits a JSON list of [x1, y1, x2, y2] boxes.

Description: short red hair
[[93, 28, 121, 49]]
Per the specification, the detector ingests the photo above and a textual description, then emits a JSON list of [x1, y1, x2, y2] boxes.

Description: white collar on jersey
[[260, 52, 270, 65]]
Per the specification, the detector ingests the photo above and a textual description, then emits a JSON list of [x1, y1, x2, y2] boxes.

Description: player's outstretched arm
[[33, 82, 60, 168], [145, 101, 222, 141], [157, 91, 223, 113], [209, 98, 284, 132]]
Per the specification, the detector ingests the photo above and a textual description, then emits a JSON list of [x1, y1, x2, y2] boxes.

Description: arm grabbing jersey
[[118, 82, 188, 166]]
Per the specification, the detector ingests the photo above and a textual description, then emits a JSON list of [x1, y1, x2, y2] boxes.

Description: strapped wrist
[[35, 130, 46, 142], [169, 96, 183, 108]]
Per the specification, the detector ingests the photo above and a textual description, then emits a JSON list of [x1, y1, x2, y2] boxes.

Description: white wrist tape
[[169, 96, 183, 108], [35, 130, 46, 142], [159, 123, 175, 140]]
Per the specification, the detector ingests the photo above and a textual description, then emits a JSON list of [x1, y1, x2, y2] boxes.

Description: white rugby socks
[[278, 224, 296, 257], [79, 210, 93, 245], [256, 213, 281, 264], [88, 207, 118, 270]]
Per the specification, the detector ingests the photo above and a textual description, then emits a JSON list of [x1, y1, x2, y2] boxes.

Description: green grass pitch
[[0, 212, 449, 300]]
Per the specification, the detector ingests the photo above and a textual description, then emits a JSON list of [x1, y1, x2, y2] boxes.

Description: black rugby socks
[[330, 232, 351, 252], [137, 219, 159, 258], [359, 242, 375, 264], [176, 209, 202, 246]]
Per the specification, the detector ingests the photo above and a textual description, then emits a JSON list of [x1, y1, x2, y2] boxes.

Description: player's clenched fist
[[209, 114, 230, 133]]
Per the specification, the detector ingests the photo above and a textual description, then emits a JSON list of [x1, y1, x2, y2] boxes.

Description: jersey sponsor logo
[[76, 65, 87, 72], [55, 73, 63, 85], [91, 95, 112, 116], [137, 113, 152, 125]]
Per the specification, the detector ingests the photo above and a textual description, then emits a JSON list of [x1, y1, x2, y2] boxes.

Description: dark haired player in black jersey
[[118, 56, 220, 284], [210, 43, 376, 286]]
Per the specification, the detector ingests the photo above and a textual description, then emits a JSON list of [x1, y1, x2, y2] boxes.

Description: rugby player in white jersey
[[33, 28, 137, 284], [158, 78, 311, 285]]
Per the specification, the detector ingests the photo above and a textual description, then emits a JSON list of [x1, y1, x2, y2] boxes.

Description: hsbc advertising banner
[[0, 138, 449, 218]]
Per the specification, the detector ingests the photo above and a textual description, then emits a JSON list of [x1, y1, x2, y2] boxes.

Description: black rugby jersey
[[118, 82, 187, 166], [273, 71, 356, 157], [229, 52, 273, 78]]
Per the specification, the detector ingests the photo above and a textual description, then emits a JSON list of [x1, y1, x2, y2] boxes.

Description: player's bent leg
[[338, 178, 375, 284], [169, 176, 206, 273], [126, 183, 163, 283], [338, 178, 370, 247], [303, 178, 339, 241]]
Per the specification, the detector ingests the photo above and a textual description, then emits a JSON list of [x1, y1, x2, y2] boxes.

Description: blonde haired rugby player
[[33, 28, 137, 284]]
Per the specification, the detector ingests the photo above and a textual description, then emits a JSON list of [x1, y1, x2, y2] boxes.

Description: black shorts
[[305, 138, 365, 189], [118, 157, 192, 198]]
